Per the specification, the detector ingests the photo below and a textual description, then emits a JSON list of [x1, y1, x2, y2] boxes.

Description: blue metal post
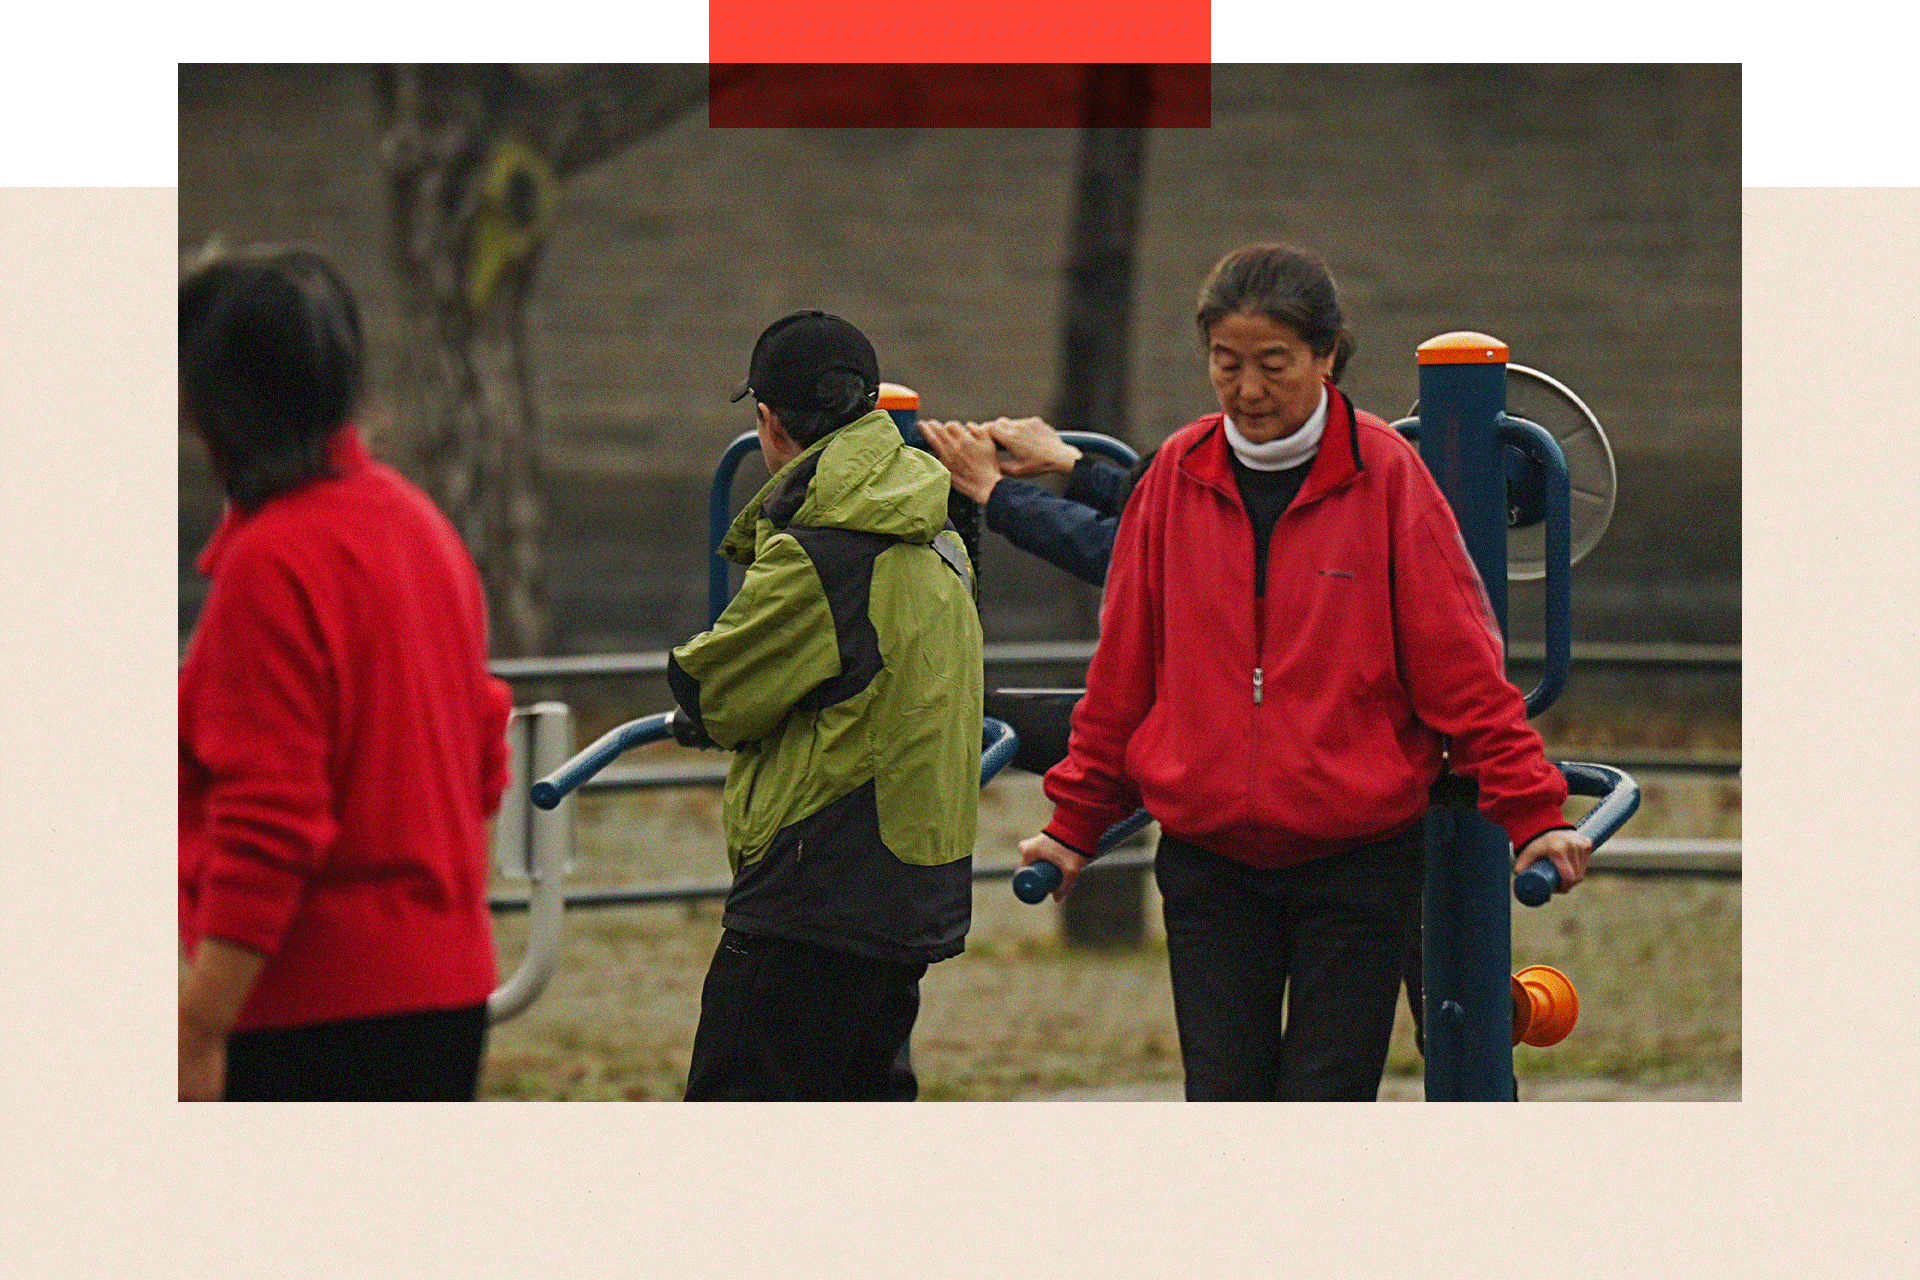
[[1416, 331, 1521, 1101], [706, 430, 764, 627], [880, 382, 922, 444]]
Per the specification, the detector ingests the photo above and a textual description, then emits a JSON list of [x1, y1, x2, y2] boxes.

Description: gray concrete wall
[[180, 64, 1739, 653]]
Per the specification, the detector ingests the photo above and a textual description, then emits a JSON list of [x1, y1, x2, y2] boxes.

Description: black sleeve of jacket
[[1061, 454, 1133, 517], [983, 478, 1117, 587], [665, 652, 717, 746]]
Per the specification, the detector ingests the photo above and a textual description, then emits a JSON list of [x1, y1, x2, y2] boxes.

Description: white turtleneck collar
[[1223, 384, 1327, 471]]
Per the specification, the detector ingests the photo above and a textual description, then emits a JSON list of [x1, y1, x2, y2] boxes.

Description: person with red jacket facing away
[[1015, 243, 1592, 1101], [178, 248, 514, 1101]]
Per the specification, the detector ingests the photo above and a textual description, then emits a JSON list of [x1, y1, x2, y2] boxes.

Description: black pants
[[1155, 828, 1424, 1101], [223, 1002, 489, 1101], [684, 929, 926, 1101]]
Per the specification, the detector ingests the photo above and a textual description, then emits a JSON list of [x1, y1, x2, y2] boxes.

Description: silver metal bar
[[488, 702, 574, 1024], [568, 750, 1739, 795], [489, 639, 1742, 684]]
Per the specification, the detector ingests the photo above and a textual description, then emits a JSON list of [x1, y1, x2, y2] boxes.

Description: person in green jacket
[[667, 311, 983, 1100]]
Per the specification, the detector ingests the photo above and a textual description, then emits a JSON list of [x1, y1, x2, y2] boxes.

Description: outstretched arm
[[982, 480, 1118, 586]]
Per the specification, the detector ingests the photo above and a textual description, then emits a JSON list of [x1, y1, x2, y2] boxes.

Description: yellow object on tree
[[464, 137, 559, 313]]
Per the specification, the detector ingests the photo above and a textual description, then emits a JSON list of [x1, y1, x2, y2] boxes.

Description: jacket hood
[[720, 410, 950, 563]]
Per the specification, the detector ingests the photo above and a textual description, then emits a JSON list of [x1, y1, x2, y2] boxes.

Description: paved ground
[[1018, 1076, 1741, 1101]]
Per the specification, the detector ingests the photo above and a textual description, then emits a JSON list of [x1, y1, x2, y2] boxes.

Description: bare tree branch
[[373, 63, 710, 655], [522, 64, 710, 179]]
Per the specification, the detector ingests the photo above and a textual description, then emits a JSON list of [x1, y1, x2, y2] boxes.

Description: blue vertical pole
[[879, 382, 922, 444], [1416, 332, 1518, 1101]]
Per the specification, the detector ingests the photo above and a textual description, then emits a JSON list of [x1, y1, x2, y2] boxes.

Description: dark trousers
[[223, 1002, 489, 1101], [1155, 827, 1424, 1101], [684, 929, 927, 1101]]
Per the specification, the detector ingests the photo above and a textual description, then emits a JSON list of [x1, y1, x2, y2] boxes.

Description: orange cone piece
[[1510, 965, 1581, 1047]]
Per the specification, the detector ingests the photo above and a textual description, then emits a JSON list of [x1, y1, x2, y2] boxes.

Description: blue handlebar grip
[[1514, 860, 1560, 907], [1013, 860, 1064, 904], [530, 712, 675, 810], [1011, 809, 1155, 904], [1513, 761, 1643, 906]]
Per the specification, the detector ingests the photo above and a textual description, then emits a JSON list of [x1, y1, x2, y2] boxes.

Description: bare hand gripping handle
[[1012, 807, 1154, 903], [1513, 761, 1640, 906]]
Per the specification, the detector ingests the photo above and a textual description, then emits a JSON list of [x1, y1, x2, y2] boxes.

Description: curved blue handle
[[530, 712, 676, 809], [980, 717, 1019, 787], [1012, 806, 1156, 903], [1514, 761, 1641, 906], [1497, 414, 1571, 717], [537, 711, 1019, 810], [1056, 431, 1140, 469], [707, 430, 765, 627], [1512, 860, 1560, 907]]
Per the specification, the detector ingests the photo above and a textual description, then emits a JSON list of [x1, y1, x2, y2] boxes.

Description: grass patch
[[483, 747, 1739, 1100]]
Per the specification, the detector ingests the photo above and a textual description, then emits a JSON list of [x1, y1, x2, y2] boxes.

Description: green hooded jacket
[[667, 410, 983, 964]]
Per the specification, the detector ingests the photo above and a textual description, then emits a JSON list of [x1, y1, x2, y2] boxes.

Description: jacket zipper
[[1252, 517, 1268, 706], [1250, 517, 1266, 810]]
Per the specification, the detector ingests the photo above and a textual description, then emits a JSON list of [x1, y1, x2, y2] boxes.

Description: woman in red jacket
[[1016, 243, 1592, 1100], [177, 248, 514, 1100]]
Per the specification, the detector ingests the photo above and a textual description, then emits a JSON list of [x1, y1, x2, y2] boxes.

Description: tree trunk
[[1051, 72, 1154, 945], [1048, 68, 1152, 447], [374, 64, 708, 657]]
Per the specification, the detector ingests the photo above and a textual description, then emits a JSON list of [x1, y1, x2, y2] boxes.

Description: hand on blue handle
[[1013, 861, 1064, 904], [1513, 761, 1642, 907], [1010, 810, 1152, 904], [1513, 860, 1560, 907]]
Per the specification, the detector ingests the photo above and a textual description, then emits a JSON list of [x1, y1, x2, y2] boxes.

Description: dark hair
[[179, 247, 365, 509], [1195, 243, 1357, 383], [762, 368, 878, 448]]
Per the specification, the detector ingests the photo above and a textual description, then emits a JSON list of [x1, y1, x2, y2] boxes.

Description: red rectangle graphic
[[709, 0, 1211, 65], [708, 64, 1211, 129]]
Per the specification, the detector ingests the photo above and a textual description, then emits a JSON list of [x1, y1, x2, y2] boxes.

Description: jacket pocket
[[1124, 697, 1237, 832]]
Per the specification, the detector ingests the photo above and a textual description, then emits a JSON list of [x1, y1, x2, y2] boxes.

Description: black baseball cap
[[729, 310, 880, 411]]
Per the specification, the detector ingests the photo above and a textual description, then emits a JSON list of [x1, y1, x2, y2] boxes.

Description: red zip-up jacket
[[1043, 396, 1568, 869], [179, 428, 513, 1031]]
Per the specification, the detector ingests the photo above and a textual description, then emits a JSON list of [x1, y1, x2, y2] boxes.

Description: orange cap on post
[[1510, 964, 1580, 1047], [1417, 331, 1510, 365], [877, 382, 920, 412]]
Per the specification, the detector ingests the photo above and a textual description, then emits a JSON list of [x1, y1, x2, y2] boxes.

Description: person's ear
[[759, 404, 796, 454]]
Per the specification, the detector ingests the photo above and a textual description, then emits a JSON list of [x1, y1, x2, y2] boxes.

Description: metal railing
[[487, 642, 1741, 920], [490, 639, 1741, 683], [490, 641, 1742, 779], [485, 703, 574, 1024], [508, 737, 1741, 800]]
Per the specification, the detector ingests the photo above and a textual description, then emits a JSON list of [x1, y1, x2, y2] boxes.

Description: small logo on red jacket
[[1317, 568, 1355, 578]]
